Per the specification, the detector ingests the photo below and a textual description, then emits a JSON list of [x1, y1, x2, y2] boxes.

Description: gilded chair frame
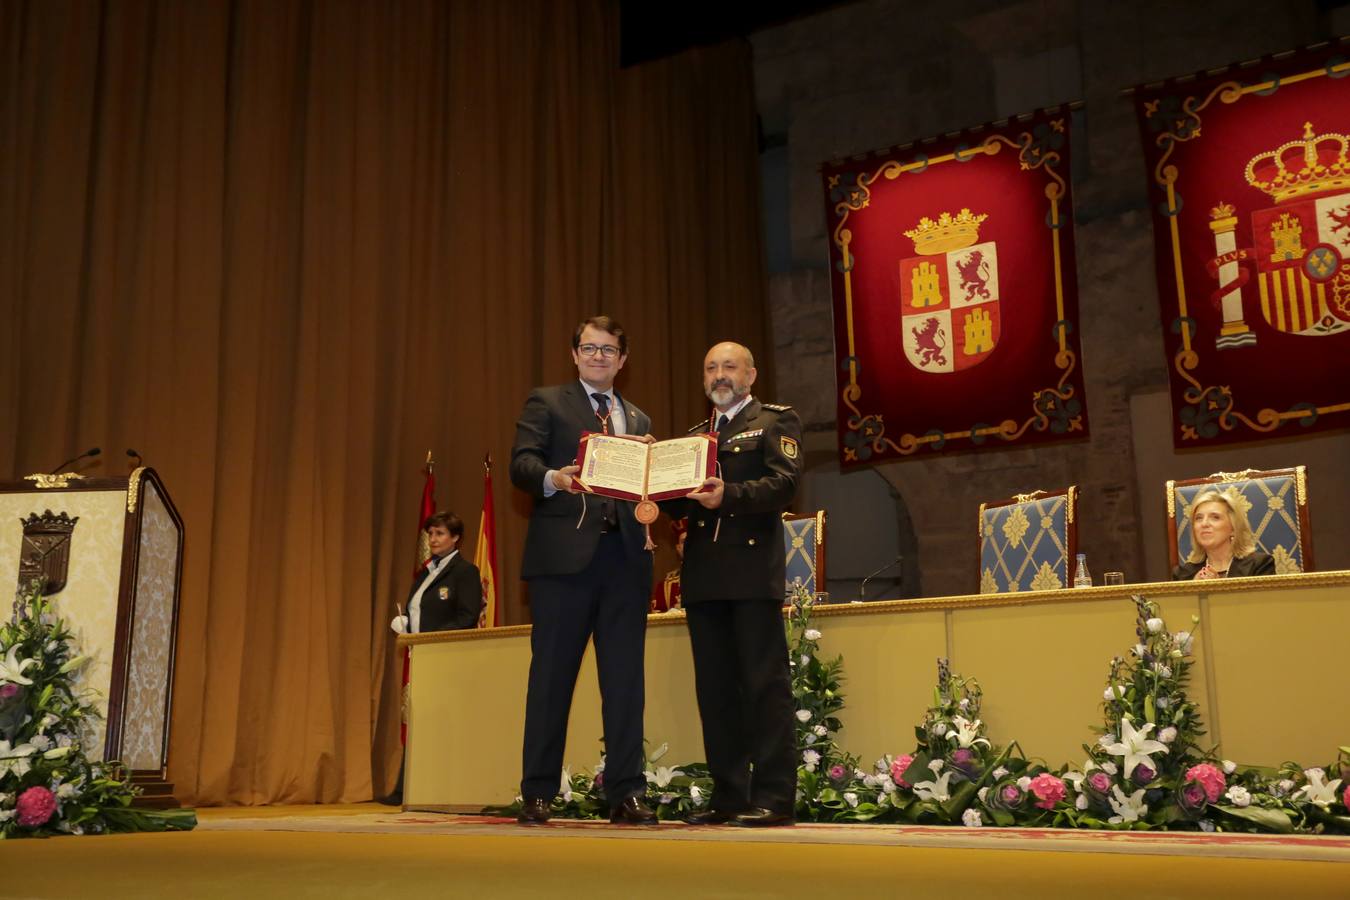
[[1165, 466, 1313, 572], [977, 486, 1079, 594]]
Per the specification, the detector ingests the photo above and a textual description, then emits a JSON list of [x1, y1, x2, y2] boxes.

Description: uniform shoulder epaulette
[[760, 402, 793, 412], [687, 419, 711, 434]]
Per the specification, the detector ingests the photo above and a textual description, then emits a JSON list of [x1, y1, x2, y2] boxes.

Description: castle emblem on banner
[[898, 209, 1000, 373], [1207, 122, 1350, 349]]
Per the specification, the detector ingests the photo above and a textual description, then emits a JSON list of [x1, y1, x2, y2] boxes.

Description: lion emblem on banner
[[898, 209, 1002, 373]]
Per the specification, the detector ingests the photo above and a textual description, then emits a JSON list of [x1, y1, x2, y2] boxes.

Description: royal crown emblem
[[902, 208, 988, 256], [1203, 123, 1350, 347], [898, 209, 1001, 374], [1244, 122, 1350, 204], [18, 509, 80, 595]]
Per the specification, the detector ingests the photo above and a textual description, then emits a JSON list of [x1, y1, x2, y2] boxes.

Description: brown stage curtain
[[0, 0, 767, 805]]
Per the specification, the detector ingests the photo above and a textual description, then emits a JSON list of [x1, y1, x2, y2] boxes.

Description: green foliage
[[1, 581, 196, 837]]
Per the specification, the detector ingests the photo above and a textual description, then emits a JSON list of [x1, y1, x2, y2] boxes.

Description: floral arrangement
[[493, 590, 1348, 834], [0, 581, 196, 838]]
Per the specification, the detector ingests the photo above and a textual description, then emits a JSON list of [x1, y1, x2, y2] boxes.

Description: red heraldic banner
[[822, 107, 1089, 466], [1132, 41, 1350, 448]]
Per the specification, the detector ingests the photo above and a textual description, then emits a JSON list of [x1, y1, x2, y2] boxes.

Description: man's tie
[[716, 413, 729, 434], [591, 393, 619, 529]]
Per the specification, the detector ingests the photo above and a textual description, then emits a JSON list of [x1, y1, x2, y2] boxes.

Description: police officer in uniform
[[674, 341, 803, 827]]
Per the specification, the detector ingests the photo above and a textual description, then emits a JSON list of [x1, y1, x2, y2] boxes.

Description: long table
[[397, 572, 1349, 810]]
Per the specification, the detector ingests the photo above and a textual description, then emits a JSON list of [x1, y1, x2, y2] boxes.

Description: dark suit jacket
[[409, 552, 482, 632], [510, 381, 653, 578], [1171, 551, 1275, 581], [670, 399, 803, 604]]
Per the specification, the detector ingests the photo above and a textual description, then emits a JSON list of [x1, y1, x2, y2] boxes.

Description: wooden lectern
[[1, 468, 184, 807]]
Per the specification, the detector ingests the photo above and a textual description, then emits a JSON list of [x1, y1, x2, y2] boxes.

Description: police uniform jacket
[[408, 552, 483, 632], [673, 399, 803, 603]]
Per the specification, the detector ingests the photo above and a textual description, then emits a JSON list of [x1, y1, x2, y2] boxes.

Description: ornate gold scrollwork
[[1066, 485, 1076, 525], [1209, 468, 1259, 483], [814, 510, 825, 546], [1013, 490, 1048, 504], [1294, 466, 1307, 508], [1165, 480, 1176, 520], [127, 466, 147, 513], [23, 473, 86, 489]]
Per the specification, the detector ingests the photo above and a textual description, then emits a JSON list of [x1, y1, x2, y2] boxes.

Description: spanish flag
[[475, 455, 499, 628], [402, 451, 435, 746]]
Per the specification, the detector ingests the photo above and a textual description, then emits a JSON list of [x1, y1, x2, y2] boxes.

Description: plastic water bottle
[[1073, 553, 1092, 588]]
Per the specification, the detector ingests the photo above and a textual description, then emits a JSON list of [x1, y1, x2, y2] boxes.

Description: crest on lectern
[[19, 510, 79, 595]]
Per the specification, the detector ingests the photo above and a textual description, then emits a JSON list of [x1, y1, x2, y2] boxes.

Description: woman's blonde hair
[[1185, 489, 1257, 564]]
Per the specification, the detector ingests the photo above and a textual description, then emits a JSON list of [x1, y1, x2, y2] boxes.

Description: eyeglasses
[[577, 344, 621, 359]]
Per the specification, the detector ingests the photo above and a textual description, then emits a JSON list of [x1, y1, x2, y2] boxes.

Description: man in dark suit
[[509, 315, 657, 826], [383, 511, 482, 803], [675, 341, 803, 827]]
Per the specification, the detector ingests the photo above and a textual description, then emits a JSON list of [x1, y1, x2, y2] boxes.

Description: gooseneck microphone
[[858, 553, 905, 603], [50, 447, 101, 474], [127, 448, 144, 467]]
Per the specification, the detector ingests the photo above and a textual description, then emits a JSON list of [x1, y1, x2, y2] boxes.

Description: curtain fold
[[0, 0, 768, 805]]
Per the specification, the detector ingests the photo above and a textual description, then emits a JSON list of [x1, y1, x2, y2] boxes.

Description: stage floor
[[2, 804, 1346, 899]]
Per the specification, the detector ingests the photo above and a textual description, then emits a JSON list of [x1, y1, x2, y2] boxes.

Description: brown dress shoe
[[683, 808, 738, 825], [609, 795, 657, 825], [733, 807, 795, 827], [517, 798, 552, 825]]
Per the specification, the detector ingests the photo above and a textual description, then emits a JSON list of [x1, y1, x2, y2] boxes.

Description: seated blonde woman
[[1171, 489, 1276, 580]]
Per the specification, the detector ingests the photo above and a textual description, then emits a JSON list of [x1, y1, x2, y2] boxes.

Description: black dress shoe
[[683, 808, 738, 825], [376, 793, 403, 806], [733, 807, 795, 827], [517, 798, 552, 825], [609, 796, 657, 825]]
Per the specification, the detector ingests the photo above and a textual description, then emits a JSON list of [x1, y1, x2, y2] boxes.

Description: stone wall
[[755, 0, 1350, 596]]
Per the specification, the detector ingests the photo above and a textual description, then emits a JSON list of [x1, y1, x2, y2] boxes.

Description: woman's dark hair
[[424, 511, 463, 539]]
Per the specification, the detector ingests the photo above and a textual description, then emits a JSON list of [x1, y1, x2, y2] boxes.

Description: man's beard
[[707, 383, 737, 406]]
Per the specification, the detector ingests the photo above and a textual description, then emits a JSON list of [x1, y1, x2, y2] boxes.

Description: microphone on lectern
[[50, 447, 101, 474], [127, 448, 144, 467], [858, 553, 904, 603]]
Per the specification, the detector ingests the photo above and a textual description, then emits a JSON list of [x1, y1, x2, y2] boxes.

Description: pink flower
[[1342, 784, 1350, 810], [1184, 763, 1226, 804], [16, 785, 57, 827], [891, 754, 915, 789], [0, 683, 20, 700], [828, 764, 847, 781], [1028, 773, 1067, 810], [1087, 771, 1112, 794]]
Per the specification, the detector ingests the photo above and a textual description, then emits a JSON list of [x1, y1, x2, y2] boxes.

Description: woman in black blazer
[[1171, 489, 1276, 581]]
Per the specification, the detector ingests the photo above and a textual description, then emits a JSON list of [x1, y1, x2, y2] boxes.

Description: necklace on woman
[[1199, 560, 1230, 579]]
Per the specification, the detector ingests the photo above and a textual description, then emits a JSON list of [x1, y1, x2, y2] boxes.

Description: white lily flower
[[645, 765, 684, 789], [648, 742, 669, 763], [43, 745, 71, 760], [0, 739, 36, 779], [947, 715, 991, 750], [1292, 770, 1344, 809], [843, 791, 859, 808], [689, 784, 704, 805], [1107, 784, 1149, 823], [913, 771, 953, 803], [559, 767, 573, 802], [1100, 762, 1118, 776], [58, 654, 89, 675], [1102, 718, 1169, 779], [0, 645, 35, 686]]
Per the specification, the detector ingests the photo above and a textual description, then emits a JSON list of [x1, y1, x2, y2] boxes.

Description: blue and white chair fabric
[[1167, 467, 1311, 574], [782, 510, 826, 602], [978, 487, 1078, 594]]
